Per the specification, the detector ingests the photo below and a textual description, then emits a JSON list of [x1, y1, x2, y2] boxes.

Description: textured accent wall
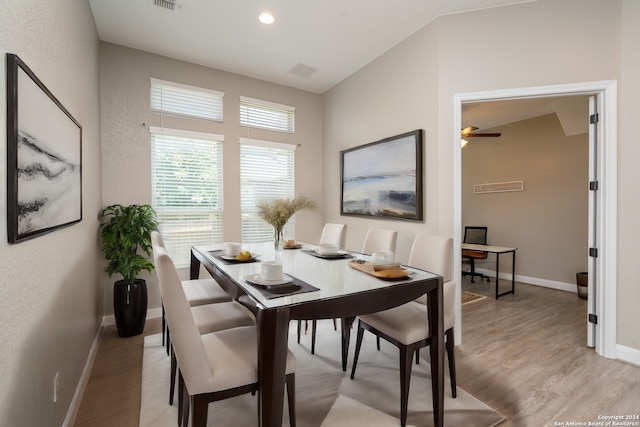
[[0, 1, 102, 425]]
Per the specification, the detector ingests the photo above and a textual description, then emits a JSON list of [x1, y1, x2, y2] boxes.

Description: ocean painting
[[341, 130, 423, 221], [7, 54, 82, 243]]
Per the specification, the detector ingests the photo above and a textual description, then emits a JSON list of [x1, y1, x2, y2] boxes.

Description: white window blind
[[151, 78, 224, 122], [239, 96, 295, 133], [151, 127, 224, 267], [240, 138, 296, 242]]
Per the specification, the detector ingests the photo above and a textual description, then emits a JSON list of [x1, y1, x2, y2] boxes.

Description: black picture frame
[[6, 53, 82, 243], [341, 129, 423, 221]]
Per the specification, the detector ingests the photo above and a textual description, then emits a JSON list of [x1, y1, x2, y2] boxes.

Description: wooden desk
[[190, 242, 444, 427], [461, 243, 517, 299]]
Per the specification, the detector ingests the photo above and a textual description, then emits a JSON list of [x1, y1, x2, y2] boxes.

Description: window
[[239, 96, 295, 133], [151, 78, 224, 122], [151, 127, 224, 267], [240, 138, 296, 242]]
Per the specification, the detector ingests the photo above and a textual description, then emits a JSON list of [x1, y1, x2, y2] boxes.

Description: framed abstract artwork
[[6, 53, 82, 243], [341, 129, 423, 221]]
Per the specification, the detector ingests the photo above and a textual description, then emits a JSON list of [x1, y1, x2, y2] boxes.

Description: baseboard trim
[[474, 267, 577, 293], [617, 344, 640, 367], [63, 323, 104, 427], [102, 307, 163, 327]]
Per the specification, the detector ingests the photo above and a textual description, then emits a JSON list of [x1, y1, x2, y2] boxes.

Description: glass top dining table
[[190, 241, 445, 427]]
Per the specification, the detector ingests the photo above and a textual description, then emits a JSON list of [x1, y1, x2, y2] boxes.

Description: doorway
[[453, 81, 618, 359]]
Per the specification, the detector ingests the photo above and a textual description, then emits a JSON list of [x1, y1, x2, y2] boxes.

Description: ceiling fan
[[461, 126, 501, 138]]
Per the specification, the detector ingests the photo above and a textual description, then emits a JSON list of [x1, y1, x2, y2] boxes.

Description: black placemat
[[208, 250, 261, 265], [245, 274, 320, 299], [301, 249, 354, 260]]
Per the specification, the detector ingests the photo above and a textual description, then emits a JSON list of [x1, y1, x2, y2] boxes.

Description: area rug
[[462, 291, 488, 306], [140, 321, 505, 427]]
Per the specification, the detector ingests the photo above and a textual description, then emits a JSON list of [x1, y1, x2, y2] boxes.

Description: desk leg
[[190, 249, 201, 280], [511, 250, 516, 295], [427, 278, 444, 427], [495, 254, 500, 299], [257, 307, 290, 427], [496, 251, 516, 299]]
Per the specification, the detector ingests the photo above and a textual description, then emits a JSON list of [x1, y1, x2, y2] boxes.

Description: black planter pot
[[113, 279, 148, 337]]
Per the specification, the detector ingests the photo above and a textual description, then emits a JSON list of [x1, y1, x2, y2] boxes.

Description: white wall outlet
[[53, 372, 60, 403]]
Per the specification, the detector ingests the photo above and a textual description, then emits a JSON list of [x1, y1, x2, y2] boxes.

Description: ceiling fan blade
[[461, 126, 478, 135], [464, 132, 502, 137]]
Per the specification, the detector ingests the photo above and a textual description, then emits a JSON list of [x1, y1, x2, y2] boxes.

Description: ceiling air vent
[[153, 0, 177, 11], [289, 63, 318, 78]]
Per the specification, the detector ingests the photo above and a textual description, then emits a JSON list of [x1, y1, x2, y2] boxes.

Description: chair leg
[[311, 320, 317, 354], [415, 349, 420, 364], [162, 303, 166, 346], [332, 318, 337, 330], [399, 345, 414, 427], [178, 372, 184, 427], [350, 321, 365, 379], [166, 326, 171, 356], [297, 320, 302, 344], [466, 258, 490, 283], [286, 373, 296, 427], [446, 328, 457, 398], [170, 347, 177, 404], [376, 336, 381, 351]]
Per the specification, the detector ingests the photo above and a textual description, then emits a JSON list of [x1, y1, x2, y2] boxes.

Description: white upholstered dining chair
[[152, 231, 236, 348], [360, 227, 397, 256], [151, 231, 255, 404], [349, 233, 456, 427], [318, 223, 347, 248], [154, 246, 296, 427]]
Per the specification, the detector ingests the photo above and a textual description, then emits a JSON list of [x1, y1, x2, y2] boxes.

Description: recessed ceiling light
[[259, 12, 275, 24]]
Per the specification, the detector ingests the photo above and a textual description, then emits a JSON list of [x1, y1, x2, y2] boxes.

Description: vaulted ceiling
[[88, 0, 538, 94]]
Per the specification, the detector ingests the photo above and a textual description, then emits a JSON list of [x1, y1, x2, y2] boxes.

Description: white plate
[[220, 253, 261, 261], [244, 274, 294, 287]]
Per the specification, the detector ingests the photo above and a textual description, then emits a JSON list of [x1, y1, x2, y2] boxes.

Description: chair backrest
[[408, 233, 453, 282], [151, 231, 166, 299], [154, 246, 214, 394], [409, 233, 456, 329], [319, 223, 347, 248], [361, 228, 397, 255], [151, 230, 165, 250], [463, 226, 487, 245]]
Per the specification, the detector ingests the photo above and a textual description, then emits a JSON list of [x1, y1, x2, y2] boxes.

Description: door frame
[[453, 80, 617, 359]]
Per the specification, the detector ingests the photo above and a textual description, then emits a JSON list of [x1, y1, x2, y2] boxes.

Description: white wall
[[0, 0, 102, 425], [322, 21, 442, 263], [323, 0, 640, 354], [99, 43, 324, 315], [617, 0, 640, 352]]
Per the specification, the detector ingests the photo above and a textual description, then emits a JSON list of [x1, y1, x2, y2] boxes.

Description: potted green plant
[[99, 204, 158, 337]]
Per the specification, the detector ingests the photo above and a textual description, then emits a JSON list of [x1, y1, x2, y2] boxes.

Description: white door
[[587, 95, 598, 348]]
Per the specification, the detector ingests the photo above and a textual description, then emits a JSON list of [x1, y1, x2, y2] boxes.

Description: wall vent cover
[[153, 0, 177, 11], [474, 180, 524, 194]]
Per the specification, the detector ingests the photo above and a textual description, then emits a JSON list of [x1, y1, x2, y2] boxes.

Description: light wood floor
[[73, 278, 640, 426]]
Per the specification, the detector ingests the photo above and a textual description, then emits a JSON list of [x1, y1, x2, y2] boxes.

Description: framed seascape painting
[[6, 53, 82, 243], [341, 129, 423, 221]]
